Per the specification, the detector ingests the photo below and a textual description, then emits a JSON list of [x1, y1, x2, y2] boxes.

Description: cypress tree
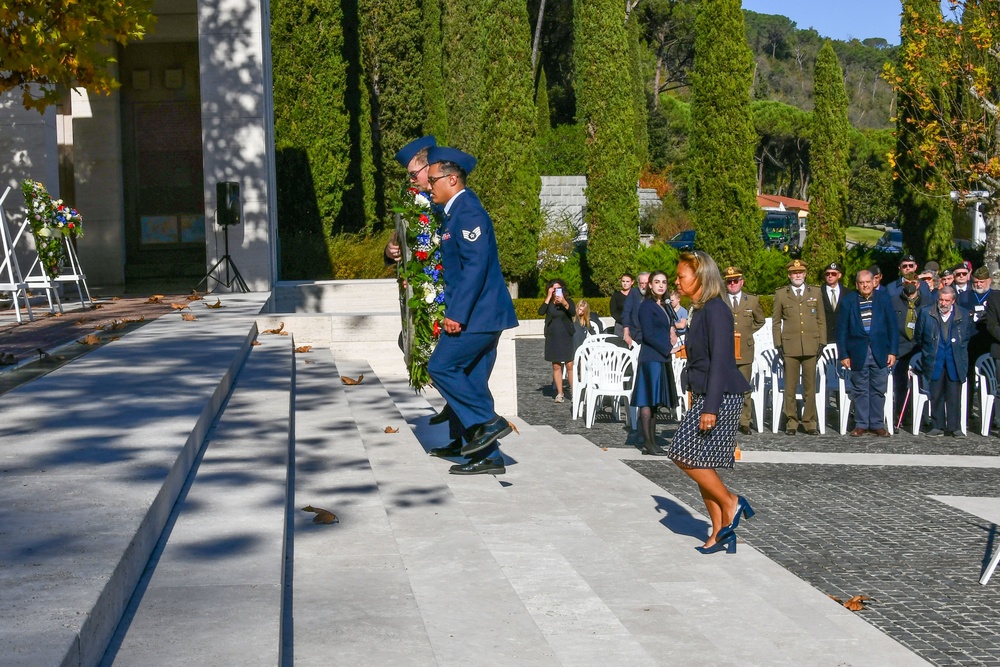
[[894, 0, 957, 265], [422, 0, 448, 139], [272, 0, 349, 276], [627, 12, 649, 169], [803, 41, 851, 273], [535, 67, 551, 143], [442, 0, 483, 152], [475, 0, 542, 284], [687, 0, 762, 271], [342, 0, 379, 232], [359, 0, 424, 203], [575, 0, 640, 293]]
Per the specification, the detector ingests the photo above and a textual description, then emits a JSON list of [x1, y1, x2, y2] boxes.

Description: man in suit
[[891, 271, 923, 421], [914, 286, 973, 436], [959, 266, 993, 405], [724, 266, 765, 434], [821, 262, 847, 343], [425, 146, 518, 475], [953, 264, 971, 295], [772, 259, 827, 435], [837, 270, 898, 437]]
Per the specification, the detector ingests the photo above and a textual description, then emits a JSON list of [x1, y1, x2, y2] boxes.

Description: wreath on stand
[[21, 180, 84, 279], [393, 186, 445, 391]]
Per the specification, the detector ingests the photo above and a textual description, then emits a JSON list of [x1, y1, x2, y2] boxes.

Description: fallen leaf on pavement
[[252, 340, 262, 346], [294, 345, 312, 353], [302, 505, 339, 524], [181, 313, 198, 321], [78, 334, 101, 345], [262, 322, 285, 335], [341, 374, 364, 385], [147, 295, 165, 304], [170, 303, 189, 310], [205, 298, 224, 309], [111, 296, 121, 301], [186, 290, 204, 301], [75, 318, 87, 325], [384, 426, 399, 433]]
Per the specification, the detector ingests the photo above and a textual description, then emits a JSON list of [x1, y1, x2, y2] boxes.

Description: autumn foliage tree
[[0, 0, 155, 110], [886, 0, 1000, 271]]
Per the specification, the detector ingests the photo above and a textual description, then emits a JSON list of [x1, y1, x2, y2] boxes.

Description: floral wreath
[[21, 180, 83, 279], [394, 185, 445, 391]]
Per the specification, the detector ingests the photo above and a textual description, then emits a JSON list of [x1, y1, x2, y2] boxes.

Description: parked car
[[875, 228, 904, 253], [666, 229, 696, 251]]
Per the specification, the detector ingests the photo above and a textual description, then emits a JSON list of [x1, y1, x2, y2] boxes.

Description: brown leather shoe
[[738, 425, 752, 435], [872, 428, 890, 437], [849, 427, 866, 437]]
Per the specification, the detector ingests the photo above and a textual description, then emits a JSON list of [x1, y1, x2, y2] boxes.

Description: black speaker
[[216, 181, 241, 227]]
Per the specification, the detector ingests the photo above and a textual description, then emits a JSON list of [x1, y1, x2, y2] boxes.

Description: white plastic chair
[[909, 354, 967, 435], [749, 355, 766, 433], [584, 345, 637, 428], [816, 344, 847, 435], [571, 339, 617, 420], [756, 348, 781, 432], [769, 351, 808, 433], [975, 354, 998, 436]]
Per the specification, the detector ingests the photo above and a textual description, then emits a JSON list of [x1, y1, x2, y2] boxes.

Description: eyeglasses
[[408, 164, 428, 180], [901, 263, 917, 269], [825, 272, 840, 277], [427, 173, 450, 187], [725, 278, 741, 284], [955, 271, 969, 276]]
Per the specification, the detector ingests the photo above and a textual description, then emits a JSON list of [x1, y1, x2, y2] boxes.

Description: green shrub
[[635, 242, 680, 276], [744, 249, 791, 296], [324, 230, 396, 279], [538, 123, 586, 175]]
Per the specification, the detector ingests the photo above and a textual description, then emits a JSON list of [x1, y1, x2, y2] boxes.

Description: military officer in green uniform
[[772, 259, 827, 435], [724, 266, 766, 434]]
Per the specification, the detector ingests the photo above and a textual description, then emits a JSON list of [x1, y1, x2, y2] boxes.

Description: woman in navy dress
[[633, 271, 678, 456], [671, 251, 755, 555]]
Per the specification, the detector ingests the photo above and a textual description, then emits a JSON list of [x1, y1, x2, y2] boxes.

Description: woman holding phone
[[671, 251, 755, 554], [539, 279, 576, 403]]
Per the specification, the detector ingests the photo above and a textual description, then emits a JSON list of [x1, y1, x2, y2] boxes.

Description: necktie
[[830, 288, 837, 309], [796, 287, 802, 298], [731, 296, 738, 309], [905, 302, 915, 340]]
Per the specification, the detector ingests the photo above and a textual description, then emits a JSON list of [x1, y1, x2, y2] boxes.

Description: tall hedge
[[442, 0, 483, 152], [894, 0, 957, 265], [575, 0, 640, 293], [474, 0, 542, 283], [627, 12, 649, 169], [535, 67, 551, 142], [422, 0, 448, 139], [687, 0, 762, 270], [803, 41, 850, 273]]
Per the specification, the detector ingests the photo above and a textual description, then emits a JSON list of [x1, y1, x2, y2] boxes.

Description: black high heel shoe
[[695, 533, 737, 554]]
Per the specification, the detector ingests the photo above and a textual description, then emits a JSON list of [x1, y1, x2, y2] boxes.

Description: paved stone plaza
[[517, 339, 1000, 666]]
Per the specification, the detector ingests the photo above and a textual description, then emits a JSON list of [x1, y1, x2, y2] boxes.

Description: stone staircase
[[0, 299, 928, 666]]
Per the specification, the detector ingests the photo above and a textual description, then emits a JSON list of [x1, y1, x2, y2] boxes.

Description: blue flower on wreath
[[435, 292, 445, 304], [416, 232, 430, 245], [434, 251, 441, 261]]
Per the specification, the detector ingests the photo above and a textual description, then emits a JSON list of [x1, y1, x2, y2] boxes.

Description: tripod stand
[[199, 224, 250, 292]]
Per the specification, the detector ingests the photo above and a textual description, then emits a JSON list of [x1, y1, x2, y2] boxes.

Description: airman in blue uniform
[[425, 146, 518, 475]]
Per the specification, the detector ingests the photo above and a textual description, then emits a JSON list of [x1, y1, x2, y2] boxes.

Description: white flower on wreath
[[422, 283, 436, 303], [414, 193, 431, 208]]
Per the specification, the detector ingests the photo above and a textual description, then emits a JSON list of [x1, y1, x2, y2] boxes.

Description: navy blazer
[[835, 290, 898, 368], [439, 190, 518, 333], [622, 289, 644, 342], [913, 305, 973, 381], [636, 299, 674, 364], [958, 287, 991, 326], [684, 296, 752, 415]]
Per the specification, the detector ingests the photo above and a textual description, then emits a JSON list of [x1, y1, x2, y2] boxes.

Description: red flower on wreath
[[435, 263, 442, 271], [433, 320, 441, 338], [419, 214, 429, 224], [415, 250, 429, 261]]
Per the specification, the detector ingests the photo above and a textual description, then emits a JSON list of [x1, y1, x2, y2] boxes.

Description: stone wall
[[539, 175, 661, 241]]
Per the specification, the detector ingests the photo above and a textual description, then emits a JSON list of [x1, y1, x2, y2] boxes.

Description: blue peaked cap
[[394, 135, 437, 167], [427, 146, 477, 175]]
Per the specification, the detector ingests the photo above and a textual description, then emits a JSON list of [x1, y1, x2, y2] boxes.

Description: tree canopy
[[0, 0, 156, 110]]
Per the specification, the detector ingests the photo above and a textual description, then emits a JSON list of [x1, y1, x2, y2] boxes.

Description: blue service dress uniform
[[426, 188, 518, 457]]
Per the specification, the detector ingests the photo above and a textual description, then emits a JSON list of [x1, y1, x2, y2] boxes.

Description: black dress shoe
[[449, 457, 506, 475], [429, 439, 463, 458], [738, 425, 752, 435], [428, 404, 453, 425], [461, 416, 513, 456], [806, 429, 820, 436]]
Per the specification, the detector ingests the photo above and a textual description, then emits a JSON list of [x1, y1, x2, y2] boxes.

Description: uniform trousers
[[848, 346, 889, 430], [736, 362, 753, 429], [783, 354, 818, 430], [428, 330, 501, 430], [930, 372, 962, 433]]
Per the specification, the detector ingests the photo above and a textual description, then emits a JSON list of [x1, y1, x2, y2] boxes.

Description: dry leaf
[[252, 340, 262, 346], [601, 447, 608, 451], [384, 426, 399, 433], [111, 296, 121, 301], [170, 303, 189, 310], [205, 298, 224, 309], [147, 294, 165, 304], [186, 290, 204, 301], [90, 303, 104, 310], [843, 595, 870, 611], [508, 421, 519, 435], [93, 323, 107, 331], [341, 374, 364, 385], [262, 322, 285, 335], [75, 318, 87, 325], [302, 505, 339, 524], [279, 331, 289, 336], [294, 345, 312, 353], [78, 334, 101, 345], [109, 319, 126, 331], [52, 311, 63, 318], [181, 313, 198, 321]]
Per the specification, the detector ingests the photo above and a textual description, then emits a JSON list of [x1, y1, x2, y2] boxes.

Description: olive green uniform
[[728, 292, 766, 429], [772, 284, 827, 431]]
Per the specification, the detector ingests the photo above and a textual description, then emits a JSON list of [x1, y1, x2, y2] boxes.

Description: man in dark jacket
[[836, 270, 898, 437], [891, 272, 923, 420], [914, 286, 973, 436], [820, 262, 847, 343]]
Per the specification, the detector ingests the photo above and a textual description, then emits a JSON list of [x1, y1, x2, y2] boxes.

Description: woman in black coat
[[633, 271, 678, 456], [538, 279, 575, 402], [671, 251, 755, 555]]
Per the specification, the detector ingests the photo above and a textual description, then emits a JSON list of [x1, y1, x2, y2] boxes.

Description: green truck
[[761, 211, 801, 254]]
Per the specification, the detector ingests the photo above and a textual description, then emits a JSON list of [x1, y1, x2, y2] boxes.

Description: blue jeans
[[849, 346, 889, 430]]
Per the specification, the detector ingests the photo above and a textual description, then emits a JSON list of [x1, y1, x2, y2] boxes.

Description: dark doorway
[[119, 42, 206, 280]]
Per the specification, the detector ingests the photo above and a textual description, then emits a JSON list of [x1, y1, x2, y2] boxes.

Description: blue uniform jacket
[[913, 305, 973, 381], [835, 290, 898, 368], [684, 296, 752, 415], [439, 189, 518, 332], [636, 299, 674, 364]]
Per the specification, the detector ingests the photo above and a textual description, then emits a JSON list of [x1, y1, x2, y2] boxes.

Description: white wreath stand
[[12, 208, 93, 315], [0, 187, 34, 323]]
